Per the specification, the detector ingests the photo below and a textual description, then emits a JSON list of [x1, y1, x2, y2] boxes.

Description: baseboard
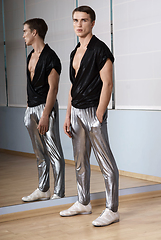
[[1, 148, 161, 183], [119, 170, 161, 183], [0, 148, 35, 158]]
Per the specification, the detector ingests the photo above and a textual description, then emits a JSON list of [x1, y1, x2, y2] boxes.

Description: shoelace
[[99, 209, 106, 217]]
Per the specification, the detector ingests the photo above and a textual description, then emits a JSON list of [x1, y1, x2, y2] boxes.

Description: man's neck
[[79, 33, 93, 48], [32, 39, 45, 54]]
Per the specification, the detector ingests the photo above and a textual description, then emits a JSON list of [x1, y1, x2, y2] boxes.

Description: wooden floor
[[0, 191, 161, 240], [0, 152, 159, 207]]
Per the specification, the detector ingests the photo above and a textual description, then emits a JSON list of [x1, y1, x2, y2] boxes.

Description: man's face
[[73, 11, 95, 38], [23, 24, 34, 46]]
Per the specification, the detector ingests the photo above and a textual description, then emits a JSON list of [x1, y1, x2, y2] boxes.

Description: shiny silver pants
[[24, 101, 65, 197], [71, 106, 119, 212]]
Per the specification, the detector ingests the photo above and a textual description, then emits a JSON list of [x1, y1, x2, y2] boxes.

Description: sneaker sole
[[60, 211, 92, 217], [92, 219, 119, 227], [51, 195, 65, 200], [22, 197, 50, 202]]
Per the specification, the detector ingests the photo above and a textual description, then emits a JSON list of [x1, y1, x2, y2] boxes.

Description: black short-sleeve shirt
[[27, 44, 61, 107], [70, 35, 114, 109]]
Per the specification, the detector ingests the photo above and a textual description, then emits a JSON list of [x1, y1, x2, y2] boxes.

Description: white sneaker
[[60, 201, 92, 217], [92, 208, 119, 227], [22, 188, 51, 202], [51, 194, 61, 200]]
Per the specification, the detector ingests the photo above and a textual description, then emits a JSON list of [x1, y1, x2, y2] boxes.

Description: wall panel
[[113, 0, 161, 110]]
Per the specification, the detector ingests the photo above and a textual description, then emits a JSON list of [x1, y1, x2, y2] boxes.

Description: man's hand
[[96, 110, 103, 123], [63, 116, 72, 138], [37, 115, 49, 135]]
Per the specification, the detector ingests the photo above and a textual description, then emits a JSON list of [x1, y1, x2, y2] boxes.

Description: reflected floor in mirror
[[0, 151, 159, 207]]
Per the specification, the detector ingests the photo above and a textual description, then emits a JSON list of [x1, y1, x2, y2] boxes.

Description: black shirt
[[27, 44, 61, 107], [70, 35, 114, 109]]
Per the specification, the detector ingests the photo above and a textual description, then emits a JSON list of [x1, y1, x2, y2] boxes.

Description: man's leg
[[44, 100, 65, 198], [89, 108, 119, 226], [22, 105, 51, 201], [60, 107, 92, 216], [71, 107, 92, 205], [90, 109, 119, 212]]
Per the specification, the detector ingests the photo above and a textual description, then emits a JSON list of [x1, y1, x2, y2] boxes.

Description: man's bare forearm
[[96, 81, 113, 118], [37, 68, 59, 134], [65, 86, 72, 119], [96, 59, 113, 122], [42, 87, 57, 117], [64, 85, 72, 138]]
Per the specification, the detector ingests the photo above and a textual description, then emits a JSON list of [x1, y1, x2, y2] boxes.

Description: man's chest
[[28, 53, 41, 80], [72, 47, 87, 75]]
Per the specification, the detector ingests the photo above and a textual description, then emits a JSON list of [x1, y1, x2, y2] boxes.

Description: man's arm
[[63, 84, 72, 138], [37, 68, 59, 135], [96, 59, 113, 123]]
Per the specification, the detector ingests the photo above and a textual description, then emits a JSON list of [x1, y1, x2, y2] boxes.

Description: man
[[22, 18, 65, 201], [60, 6, 119, 227]]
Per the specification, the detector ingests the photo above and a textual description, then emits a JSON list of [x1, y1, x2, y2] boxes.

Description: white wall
[[113, 0, 161, 110]]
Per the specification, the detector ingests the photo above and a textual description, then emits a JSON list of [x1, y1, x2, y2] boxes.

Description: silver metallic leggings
[[24, 101, 65, 197], [71, 106, 119, 212]]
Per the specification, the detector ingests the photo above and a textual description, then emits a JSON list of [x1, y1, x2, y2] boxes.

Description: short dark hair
[[23, 18, 48, 40], [72, 5, 96, 22]]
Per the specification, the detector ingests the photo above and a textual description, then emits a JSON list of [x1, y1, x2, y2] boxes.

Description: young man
[[60, 6, 119, 227], [22, 18, 65, 201]]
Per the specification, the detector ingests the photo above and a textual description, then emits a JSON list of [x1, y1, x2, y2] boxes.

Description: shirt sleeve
[[96, 43, 114, 72], [46, 54, 61, 76]]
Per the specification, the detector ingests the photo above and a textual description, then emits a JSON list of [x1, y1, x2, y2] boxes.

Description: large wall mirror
[[0, 0, 161, 213]]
